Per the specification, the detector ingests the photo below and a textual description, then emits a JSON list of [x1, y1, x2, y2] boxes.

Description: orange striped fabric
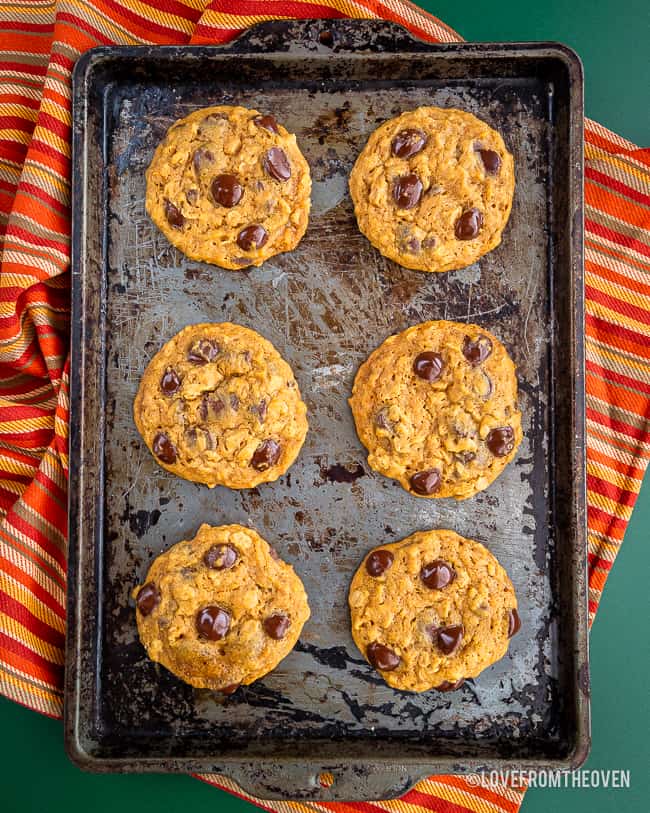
[[0, 1, 648, 812]]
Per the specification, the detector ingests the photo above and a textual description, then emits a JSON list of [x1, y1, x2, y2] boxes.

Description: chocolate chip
[[237, 224, 268, 251], [455, 451, 476, 465], [251, 439, 281, 471], [196, 605, 230, 640], [508, 608, 521, 637], [263, 147, 291, 181], [253, 114, 279, 134], [160, 368, 180, 395], [462, 334, 493, 365], [230, 394, 240, 411], [420, 560, 456, 590], [153, 432, 176, 464], [486, 426, 515, 457], [219, 683, 240, 695], [319, 30, 334, 46], [392, 173, 423, 209], [204, 544, 238, 570], [422, 236, 437, 249], [188, 338, 219, 364], [192, 147, 214, 172], [455, 208, 484, 240], [391, 128, 427, 159], [252, 398, 267, 424], [263, 613, 291, 640], [163, 199, 184, 228], [413, 351, 443, 382], [367, 643, 401, 671], [365, 549, 394, 577], [136, 582, 160, 616], [199, 395, 224, 422], [375, 410, 392, 430], [185, 426, 214, 451], [211, 174, 243, 207], [409, 469, 441, 495], [478, 148, 501, 174], [432, 624, 464, 655], [435, 678, 465, 692]]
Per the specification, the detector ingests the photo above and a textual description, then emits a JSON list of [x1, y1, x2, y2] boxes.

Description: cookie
[[349, 320, 522, 500], [349, 107, 514, 273], [145, 105, 311, 269], [133, 524, 310, 691], [349, 529, 520, 692], [134, 323, 308, 489]]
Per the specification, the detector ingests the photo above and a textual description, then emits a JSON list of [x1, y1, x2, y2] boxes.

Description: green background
[[2, 1, 648, 811]]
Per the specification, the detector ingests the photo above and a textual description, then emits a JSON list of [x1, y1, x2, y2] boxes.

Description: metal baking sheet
[[66, 19, 589, 801]]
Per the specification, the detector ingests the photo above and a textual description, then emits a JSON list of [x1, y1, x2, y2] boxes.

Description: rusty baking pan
[[66, 19, 589, 800]]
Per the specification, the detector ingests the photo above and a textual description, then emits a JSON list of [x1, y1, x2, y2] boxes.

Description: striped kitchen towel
[[0, 2, 649, 812]]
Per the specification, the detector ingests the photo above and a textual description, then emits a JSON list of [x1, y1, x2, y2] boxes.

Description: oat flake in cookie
[[349, 107, 514, 273], [145, 105, 311, 269], [133, 524, 310, 691], [134, 323, 308, 489], [349, 320, 522, 500], [349, 530, 520, 692]]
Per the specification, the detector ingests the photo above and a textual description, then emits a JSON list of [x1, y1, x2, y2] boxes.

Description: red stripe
[[586, 217, 650, 257], [587, 505, 628, 532], [586, 283, 650, 326], [0, 589, 64, 649], [587, 359, 650, 396], [403, 786, 487, 813], [588, 552, 613, 571], [586, 166, 650, 206], [587, 473, 637, 507], [586, 405, 649, 443], [585, 312, 650, 351], [0, 630, 63, 678]]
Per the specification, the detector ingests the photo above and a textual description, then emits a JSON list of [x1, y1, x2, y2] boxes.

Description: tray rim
[[65, 20, 589, 800]]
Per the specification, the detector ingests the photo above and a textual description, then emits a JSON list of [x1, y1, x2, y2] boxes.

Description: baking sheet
[[66, 20, 589, 800]]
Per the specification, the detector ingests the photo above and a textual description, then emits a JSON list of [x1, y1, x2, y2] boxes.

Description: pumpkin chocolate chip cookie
[[349, 107, 514, 273], [134, 524, 310, 691], [134, 323, 308, 489], [349, 320, 522, 500], [349, 529, 520, 692], [146, 105, 311, 269]]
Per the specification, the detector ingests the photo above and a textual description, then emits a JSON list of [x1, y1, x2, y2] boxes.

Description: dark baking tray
[[66, 19, 589, 800]]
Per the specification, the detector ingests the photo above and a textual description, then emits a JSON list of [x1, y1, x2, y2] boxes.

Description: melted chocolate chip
[[219, 683, 240, 695], [164, 199, 184, 228], [391, 128, 427, 159], [420, 559, 456, 590], [230, 394, 240, 412], [462, 334, 493, 365], [375, 410, 392, 430], [253, 398, 267, 423], [204, 544, 238, 570], [455, 451, 476, 465], [153, 432, 176, 464], [196, 605, 230, 640], [263, 147, 291, 181], [413, 351, 444, 382], [431, 624, 464, 655], [136, 582, 160, 616], [409, 469, 441, 495], [251, 439, 281, 471], [422, 235, 437, 250], [193, 147, 214, 172], [508, 608, 521, 637], [392, 173, 423, 209], [160, 368, 180, 395], [188, 338, 219, 364], [211, 174, 243, 207], [253, 114, 279, 134], [365, 549, 394, 577], [263, 613, 291, 640], [237, 224, 268, 251], [478, 148, 502, 174], [435, 678, 465, 692], [367, 643, 401, 671], [486, 426, 515, 457], [455, 208, 484, 240], [199, 395, 224, 422]]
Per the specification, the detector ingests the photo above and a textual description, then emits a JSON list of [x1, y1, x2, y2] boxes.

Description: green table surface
[[2, 2, 649, 811]]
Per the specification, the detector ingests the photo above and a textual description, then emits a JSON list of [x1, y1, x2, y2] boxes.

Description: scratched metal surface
[[66, 21, 588, 800]]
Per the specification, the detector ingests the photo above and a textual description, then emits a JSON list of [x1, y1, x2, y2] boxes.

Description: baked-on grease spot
[[321, 462, 366, 483]]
